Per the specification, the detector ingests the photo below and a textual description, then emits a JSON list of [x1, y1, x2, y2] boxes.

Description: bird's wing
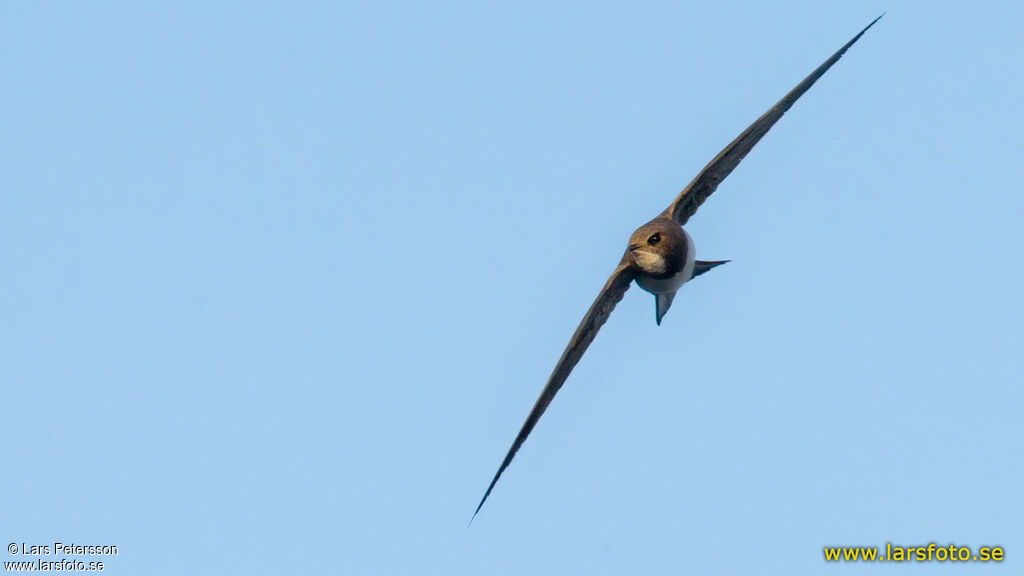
[[472, 259, 635, 520], [664, 15, 881, 226]]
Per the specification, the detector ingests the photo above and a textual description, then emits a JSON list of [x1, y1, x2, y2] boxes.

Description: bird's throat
[[632, 250, 667, 275]]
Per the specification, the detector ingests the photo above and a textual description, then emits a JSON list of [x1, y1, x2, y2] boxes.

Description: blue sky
[[2, 2, 1021, 574]]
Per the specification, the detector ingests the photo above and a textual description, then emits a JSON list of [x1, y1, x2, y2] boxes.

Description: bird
[[472, 15, 882, 522]]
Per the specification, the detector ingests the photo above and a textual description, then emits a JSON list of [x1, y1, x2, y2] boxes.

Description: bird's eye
[[647, 233, 661, 245]]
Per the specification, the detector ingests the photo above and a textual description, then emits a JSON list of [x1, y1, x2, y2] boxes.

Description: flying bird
[[472, 15, 881, 522]]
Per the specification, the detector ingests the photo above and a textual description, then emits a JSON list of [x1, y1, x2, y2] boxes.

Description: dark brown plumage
[[472, 261, 635, 521], [665, 14, 883, 226], [472, 15, 881, 522]]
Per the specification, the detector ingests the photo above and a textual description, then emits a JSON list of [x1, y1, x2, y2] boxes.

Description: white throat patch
[[632, 250, 666, 274]]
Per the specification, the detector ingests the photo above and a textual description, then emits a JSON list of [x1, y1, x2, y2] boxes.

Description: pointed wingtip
[[468, 498, 484, 527], [861, 13, 885, 36], [842, 13, 885, 55], [469, 477, 498, 527], [469, 495, 487, 526]]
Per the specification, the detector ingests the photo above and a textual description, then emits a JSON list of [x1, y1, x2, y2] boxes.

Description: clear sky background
[[2, 2, 1021, 574]]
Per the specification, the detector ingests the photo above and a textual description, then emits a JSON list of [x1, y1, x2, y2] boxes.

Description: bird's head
[[627, 218, 686, 277]]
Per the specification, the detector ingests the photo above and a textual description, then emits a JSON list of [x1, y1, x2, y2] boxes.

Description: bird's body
[[471, 15, 883, 522], [628, 217, 699, 324], [635, 259, 691, 304]]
